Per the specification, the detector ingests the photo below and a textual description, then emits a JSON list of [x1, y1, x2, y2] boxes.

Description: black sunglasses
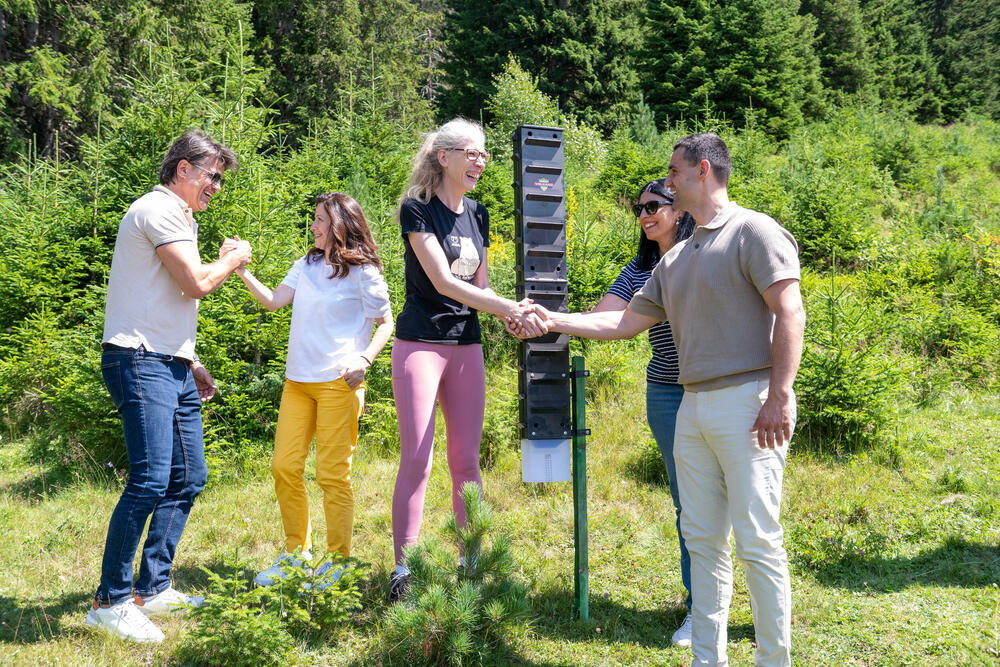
[[191, 163, 226, 187], [632, 200, 672, 217]]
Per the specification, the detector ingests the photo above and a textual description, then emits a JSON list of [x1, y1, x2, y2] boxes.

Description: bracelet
[[360, 354, 372, 366]]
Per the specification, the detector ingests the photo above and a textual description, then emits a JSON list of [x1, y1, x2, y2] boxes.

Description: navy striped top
[[607, 257, 680, 385]]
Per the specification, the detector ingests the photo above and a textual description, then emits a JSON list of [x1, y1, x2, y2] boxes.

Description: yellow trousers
[[271, 378, 363, 556]]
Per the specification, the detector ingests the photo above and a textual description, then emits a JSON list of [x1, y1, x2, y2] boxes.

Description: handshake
[[219, 236, 253, 270], [504, 299, 555, 339]]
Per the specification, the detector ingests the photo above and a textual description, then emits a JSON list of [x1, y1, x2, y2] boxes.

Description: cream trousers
[[675, 379, 794, 667]]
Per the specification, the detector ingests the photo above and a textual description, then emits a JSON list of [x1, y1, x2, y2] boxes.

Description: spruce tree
[[921, 0, 999, 120], [800, 0, 876, 104], [642, 0, 825, 137], [250, 0, 441, 135], [0, 0, 258, 160], [440, 0, 642, 133], [862, 0, 945, 121]]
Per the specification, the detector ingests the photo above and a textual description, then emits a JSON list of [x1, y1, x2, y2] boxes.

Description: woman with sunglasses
[[388, 118, 543, 601], [233, 192, 393, 587], [594, 178, 696, 645]]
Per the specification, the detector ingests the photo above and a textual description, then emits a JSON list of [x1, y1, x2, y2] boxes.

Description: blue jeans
[[646, 380, 692, 611], [95, 345, 208, 605]]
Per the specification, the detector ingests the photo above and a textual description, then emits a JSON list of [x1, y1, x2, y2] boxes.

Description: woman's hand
[[505, 299, 550, 339], [341, 355, 371, 389]]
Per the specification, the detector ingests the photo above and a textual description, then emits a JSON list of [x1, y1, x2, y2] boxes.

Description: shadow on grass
[[622, 444, 669, 488], [0, 590, 92, 643], [529, 586, 754, 650], [0, 465, 118, 502], [810, 541, 1000, 591], [0, 561, 232, 645], [169, 559, 233, 593]]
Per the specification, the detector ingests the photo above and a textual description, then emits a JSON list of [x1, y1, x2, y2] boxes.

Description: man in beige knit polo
[[512, 133, 805, 667]]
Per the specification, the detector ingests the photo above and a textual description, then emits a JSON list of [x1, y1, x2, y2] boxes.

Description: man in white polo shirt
[[514, 133, 805, 667], [86, 130, 251, 642]]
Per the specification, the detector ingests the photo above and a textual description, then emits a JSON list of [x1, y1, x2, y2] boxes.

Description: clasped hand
[[504, 300, 553, 339], [219, 235, 252, 268]]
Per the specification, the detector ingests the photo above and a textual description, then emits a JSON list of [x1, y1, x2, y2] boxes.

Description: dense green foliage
[[0, 1, 998, 473], [440, 0, 642, 132], [2, 0, 997, 161], [640, 0, 825, 138]]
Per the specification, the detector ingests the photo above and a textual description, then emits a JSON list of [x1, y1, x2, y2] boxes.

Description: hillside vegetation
[[1, 1, 999, 665]]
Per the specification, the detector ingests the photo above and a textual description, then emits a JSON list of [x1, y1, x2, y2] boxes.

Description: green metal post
[[571, 355, 589, 620]]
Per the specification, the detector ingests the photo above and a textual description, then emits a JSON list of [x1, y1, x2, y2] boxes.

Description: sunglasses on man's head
[[191, 162, 225, 187], [632, 200, 672, 217]]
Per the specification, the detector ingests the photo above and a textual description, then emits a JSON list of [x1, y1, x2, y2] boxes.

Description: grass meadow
[[2, 346, 998, 666]]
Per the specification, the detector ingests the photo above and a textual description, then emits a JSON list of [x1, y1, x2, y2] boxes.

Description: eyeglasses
[[191, 163, 226, 187], [448, 148, 491, 164], [632, 200, 672, 217]]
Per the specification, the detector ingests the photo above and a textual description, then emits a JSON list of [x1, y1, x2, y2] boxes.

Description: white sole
[[85, 610, 163, 643]]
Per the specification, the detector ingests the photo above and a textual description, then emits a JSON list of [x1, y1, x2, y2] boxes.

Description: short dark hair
[[635, 178, 696, 271], [159, 130, 238, 185], [673, 132, 731, 186]]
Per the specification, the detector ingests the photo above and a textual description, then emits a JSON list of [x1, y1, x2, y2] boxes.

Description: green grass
[[1, 356, 999, 665]]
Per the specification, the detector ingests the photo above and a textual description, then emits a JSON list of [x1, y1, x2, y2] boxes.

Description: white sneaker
[[85, 599, 165, 643], [134, 586, 204, 617], [255, 550, 312, 587], [671, 612, 692, 647]]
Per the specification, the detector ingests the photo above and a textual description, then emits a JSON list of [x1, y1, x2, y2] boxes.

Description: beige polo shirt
[[102, 185, 200, 360], [629, 201, 800, 392]]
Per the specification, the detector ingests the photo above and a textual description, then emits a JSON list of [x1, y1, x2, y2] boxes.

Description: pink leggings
[[391, 339, 485, 564]]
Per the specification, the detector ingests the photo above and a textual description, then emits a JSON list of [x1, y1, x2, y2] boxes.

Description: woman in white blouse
[[234, 192, 393, 585]]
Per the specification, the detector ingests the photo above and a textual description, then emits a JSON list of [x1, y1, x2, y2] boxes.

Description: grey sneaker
[[671, 612, 692, 647], [303, 561, 348, 592], [255, 550, 313, 587], [135, 586, 204, 617], [85, 599, 165, 642]]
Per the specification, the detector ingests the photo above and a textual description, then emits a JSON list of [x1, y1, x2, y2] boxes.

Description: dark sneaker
[[388, 572, 410, 603]]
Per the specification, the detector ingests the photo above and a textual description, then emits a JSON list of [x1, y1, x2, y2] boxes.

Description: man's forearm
[[548, 308, 655, 340], [192, 253, 243, 296], [768, 309, 805, 398]]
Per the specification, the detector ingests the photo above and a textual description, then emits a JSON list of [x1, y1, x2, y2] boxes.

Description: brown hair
[[307, 192, 383, 278], [159, 129, 238, 185]]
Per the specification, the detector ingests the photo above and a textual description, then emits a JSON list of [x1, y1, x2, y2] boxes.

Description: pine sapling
[[381, 483, 532, 665]]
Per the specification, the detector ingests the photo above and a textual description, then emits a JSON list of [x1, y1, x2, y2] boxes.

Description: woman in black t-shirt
[[388, 118, 542, 601]]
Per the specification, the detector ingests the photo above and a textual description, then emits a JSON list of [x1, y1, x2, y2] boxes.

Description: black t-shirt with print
[[397, 195, 490, 344]]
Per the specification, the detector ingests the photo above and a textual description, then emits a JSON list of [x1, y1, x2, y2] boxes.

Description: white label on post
[[521, 438, 572, 483]]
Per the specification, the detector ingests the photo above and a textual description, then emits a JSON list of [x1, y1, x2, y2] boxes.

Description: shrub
[[594, 133, 668, 204], [174, 549, 367, 665], [795, 273, 902, 453], [173, 553, 293, 667], [379, 483, 532, 666], [0, 310, 123, 472], [480, 372, 519, 469], [895, 292, 999, 384]]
